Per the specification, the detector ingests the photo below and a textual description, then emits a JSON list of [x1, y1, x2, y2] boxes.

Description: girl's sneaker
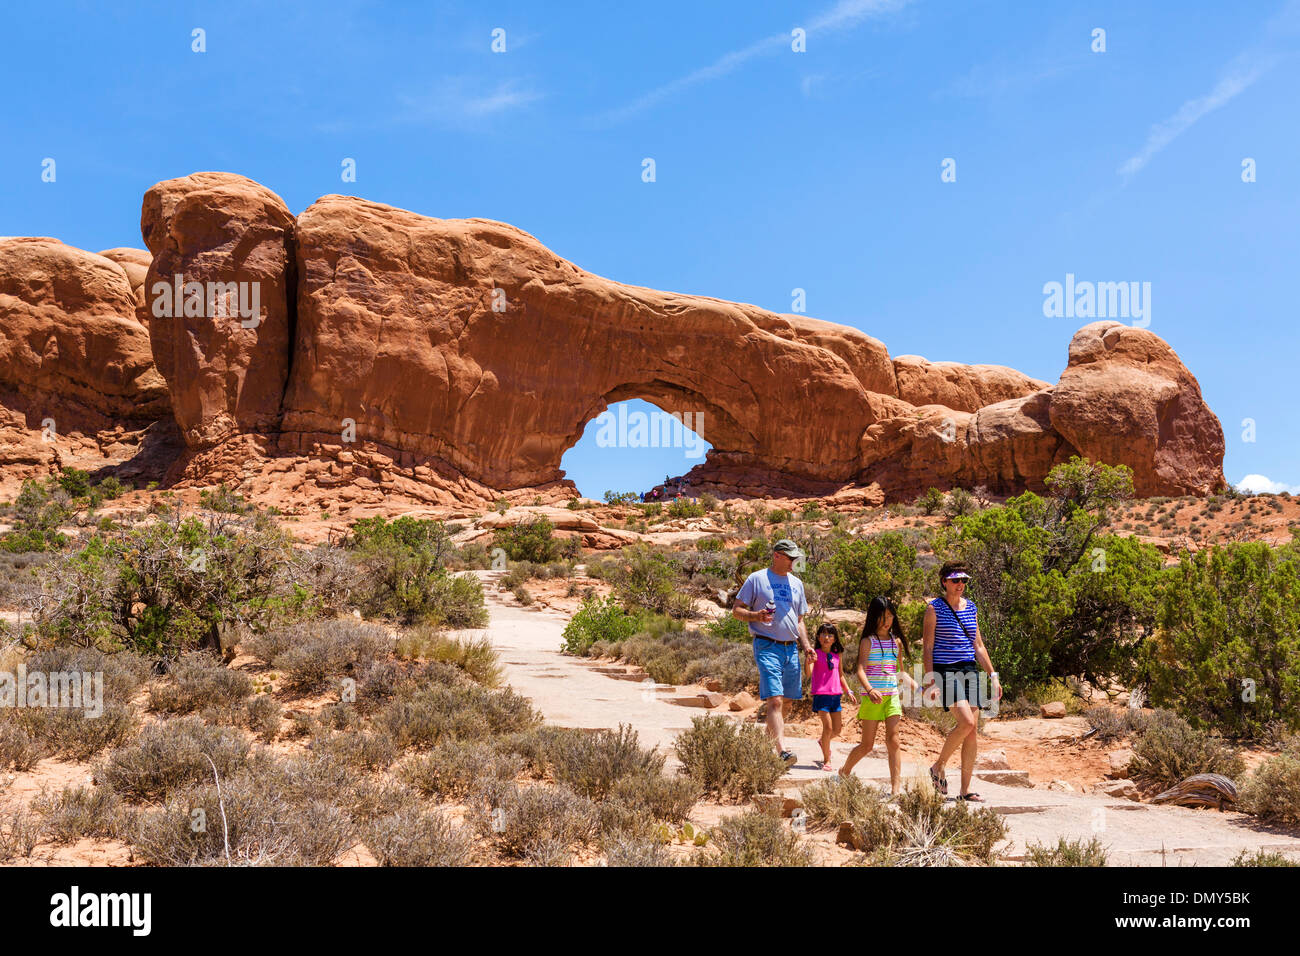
[[780, 750, 797, 767]]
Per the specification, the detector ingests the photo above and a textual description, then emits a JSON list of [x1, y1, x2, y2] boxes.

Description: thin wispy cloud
[[399, 77, 543, 121], [1117, 61, 1271, 179], [597, 0, 912, 124]]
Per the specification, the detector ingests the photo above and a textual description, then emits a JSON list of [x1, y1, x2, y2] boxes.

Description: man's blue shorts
[[752, 637, 802, 701]]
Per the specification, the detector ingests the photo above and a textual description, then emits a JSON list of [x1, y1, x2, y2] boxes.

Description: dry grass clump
[[246, 618, 390, 693], [801, 774, 889, 829], [400, 741, 524, 800], [836, 782, 1007, 866], [1240, 746, 1300, 827], [148, 652, 253, 714], [475, 782, 598, 860], [0, 812, 45, 861], [375, 682, 540, 751], [0, 722, 45, 771], [1129, 709, 1244, 789], [393, 626, 502, 686], [604, 835, 675, 867], [29, 785, 127, 843], [364, 807, 476, 866], [96, 716, 254, 802], [1024, 836, 1109, 866], [545, 724, 664, 800], [673, 715, 786, 799], [694, 809, 812, 867], [10, 703, 139, 762]]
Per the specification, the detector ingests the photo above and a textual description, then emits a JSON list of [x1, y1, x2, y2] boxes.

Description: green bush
[[1232, 850, 1299, 867], [561, 594, 645, 655], [1145, 541, 1300, 736], [492, 517, 559, 563], [674, 716, 786, 799], [611, 545, 694, 619], [668, 499, 705, 519], [349, 517, 487, 627], [917, 488, 945, 516], [813, 532, 922, 610]]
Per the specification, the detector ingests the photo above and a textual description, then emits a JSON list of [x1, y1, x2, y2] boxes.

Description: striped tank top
[[861, 635, 899, 696], [931, 597, 978, 664]]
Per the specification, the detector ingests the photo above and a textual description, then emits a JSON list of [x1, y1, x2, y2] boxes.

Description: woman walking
[[924, 561, 1001, 802]]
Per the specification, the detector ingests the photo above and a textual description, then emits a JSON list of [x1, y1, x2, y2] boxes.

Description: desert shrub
[[97, 716, 254, 802], [546, 724, 665, 800], [1024, 836, 1108, 866], [934, 459, 1161, 690], [1128, 709, 1244, 789], [801, 774, 887, 829], [357, 658, 467, 713], [198, 483, 250, 514], [0, 812, 45, 860], [348, 516, 487, 627], [607, 628, 755, 692], [512, 585, 534, 606], [917, 488, 945, 516], [309, 727, 399, 772], [364, 807, 475, 866], [696, 809, 811, 866], [131, 771, 354, 866], [943, 487, 977, 519], [30, 785, 125, 843], [375, 683, 541, 751], [1084, 704, 1145, 742], [492, 517, 559, 563], [491, 725, 575, 778], [609, 772, 701, 822], [11, 703, 139, 762], [263, 619, 390, 693], [562, 594, 645, 655], [668, 499, 705, 519], [766, 508, 791, 524], [34, 511, 306, 655], [149, 652, 253, 714], [394, 626, 501, 686], [400, 741, 524, 800], [25, 645, 152, 703], [610, 545, 695, 619], [1145, 540, 1300, 736], [604, 835, 675, 867], [476, 782, 598, 858], [1233, 849, 1299, 867], [0, 722, 44, 770], [813, 532, 923, 610], [674, 716, 786, 799], [703, 614, 750, 642], [242, 694, 282, 742], [1239, 750, 1300, 827]]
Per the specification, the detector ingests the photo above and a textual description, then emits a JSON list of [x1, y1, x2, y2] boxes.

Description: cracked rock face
[[0, 173, 1227, 503], [140, 171, 296, 449]]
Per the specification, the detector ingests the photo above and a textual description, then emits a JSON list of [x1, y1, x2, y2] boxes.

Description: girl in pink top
[[805, 623, 858, 772]]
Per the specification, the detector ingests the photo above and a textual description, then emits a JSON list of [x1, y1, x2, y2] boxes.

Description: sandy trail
[[464, 570, 1300, 865]]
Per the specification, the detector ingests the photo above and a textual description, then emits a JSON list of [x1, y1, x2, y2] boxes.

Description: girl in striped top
[[839, 597, 916, 794]]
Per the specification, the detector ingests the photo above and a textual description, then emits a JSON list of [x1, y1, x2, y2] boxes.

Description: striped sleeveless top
[[861, 635, 899, 696], [930, 597, 978, 664]]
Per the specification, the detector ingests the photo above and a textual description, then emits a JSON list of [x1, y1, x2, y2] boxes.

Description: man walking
[[733, 539, 812, 766]]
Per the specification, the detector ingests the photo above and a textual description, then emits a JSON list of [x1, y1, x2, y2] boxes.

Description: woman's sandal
[[929, 766, 948, 795], [957, 792, 985, 802]]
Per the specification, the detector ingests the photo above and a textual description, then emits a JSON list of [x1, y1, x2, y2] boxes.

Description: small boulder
[[753, 794, 802, 818], [1105, 748, 1134, 779], [836, 821, 866, 851], [729, 691, 757, 712], [1040, 701, 1067, 719], [975, 749, 1011, 771], [704, 678, 723, 693], [1046, 780, 1076, 793], [1095, 779, 1140, 801], [699, 692, 726, 708]]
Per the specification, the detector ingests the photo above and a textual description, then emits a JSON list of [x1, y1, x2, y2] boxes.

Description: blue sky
[[3, 0, 1297, 498]]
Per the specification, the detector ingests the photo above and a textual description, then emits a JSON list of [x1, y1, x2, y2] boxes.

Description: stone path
[[462, 570, 1300, 866]]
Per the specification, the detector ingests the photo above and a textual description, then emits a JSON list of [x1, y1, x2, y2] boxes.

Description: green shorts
[[857, 694, 903, 722]]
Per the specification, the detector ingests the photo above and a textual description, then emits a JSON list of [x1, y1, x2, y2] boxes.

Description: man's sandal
[[957, 792, 985, 802], [929, 766, 948, 795]]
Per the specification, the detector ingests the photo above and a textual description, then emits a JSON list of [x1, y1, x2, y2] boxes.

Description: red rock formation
[[0, 174, 1227, 504], [140, 172, 296, 449], [0, 237, 168, 425], [97, 247, 151, 313], [1049, 321, 1225, 496]]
